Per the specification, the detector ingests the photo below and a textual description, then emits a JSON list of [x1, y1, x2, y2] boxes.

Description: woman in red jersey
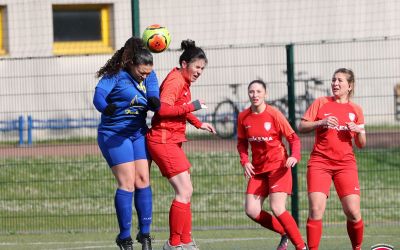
[[237, 80, 308, 250], [299, 68, 366, 250], [146, 39, 215, 250]]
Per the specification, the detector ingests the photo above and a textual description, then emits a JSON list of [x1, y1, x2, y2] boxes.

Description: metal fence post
[[18, 115, 24, 146], [286, 44, 299, 225], [131, 0, 140, 37], [27, 115, 33, 145]]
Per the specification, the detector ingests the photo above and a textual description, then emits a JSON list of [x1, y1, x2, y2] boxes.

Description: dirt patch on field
[[0, 131, 398, 157]]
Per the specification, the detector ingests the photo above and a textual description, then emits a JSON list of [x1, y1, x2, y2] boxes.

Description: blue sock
[[134, 186, 152, 234], [115, 188, 133, 240]]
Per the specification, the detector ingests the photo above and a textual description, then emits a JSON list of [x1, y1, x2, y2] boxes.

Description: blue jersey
[[95, 70, 159, 135]]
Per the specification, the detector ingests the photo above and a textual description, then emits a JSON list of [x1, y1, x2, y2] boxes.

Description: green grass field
[[0, 148, 399, 249], [0, 227, 398, 250]]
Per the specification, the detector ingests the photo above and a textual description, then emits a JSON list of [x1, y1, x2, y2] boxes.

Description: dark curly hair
[[179, 39, 208, 66], [96, 37, 153, 78]]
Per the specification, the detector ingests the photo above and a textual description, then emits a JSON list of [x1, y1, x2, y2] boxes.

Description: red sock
[[253, 210, 285, 235], [306, 218, 322, 250], [169, 199, 186, 246], [181, 202, 192, 244], [347, 219, 363, 250], [277, 211, 305, 250]]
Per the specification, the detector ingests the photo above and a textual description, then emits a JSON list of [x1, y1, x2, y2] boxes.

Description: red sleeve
[[272, 107, 295, 137], [286, 133, 301, 162], [237, 138, 250, 166], [186, 113, 202, 128], [160, 73, 184, 106], [157, 102, 195, 117], [302, 97, 329, 121], [236, 112, 250, 166], [350, 102, 365, 125], [271, 106, 301, 161]]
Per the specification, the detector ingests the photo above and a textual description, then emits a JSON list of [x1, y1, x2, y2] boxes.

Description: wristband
[[191, 100, 202, 111]]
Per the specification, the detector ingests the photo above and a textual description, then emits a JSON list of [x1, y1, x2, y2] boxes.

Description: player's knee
[[309, 206, 325, 220], [175, 188, 192, 203], [135, 174, 150, 188], [270, 205, 286, 217], [245, 206, 260, 219], [344, 208, 361, 221]]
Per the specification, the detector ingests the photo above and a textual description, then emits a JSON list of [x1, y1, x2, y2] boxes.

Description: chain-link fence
[[1, 36, 399, 233]]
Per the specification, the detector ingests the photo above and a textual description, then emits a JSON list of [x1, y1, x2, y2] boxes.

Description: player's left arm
[[347, 104, 366, 148], [145, 71, 161, 111], [274, 108, 301, 167]]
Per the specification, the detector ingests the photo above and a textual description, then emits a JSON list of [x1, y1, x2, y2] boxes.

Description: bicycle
[[269, 71, 329, 126], [212, 72, 330, 139], [212, 83, 245, 139]]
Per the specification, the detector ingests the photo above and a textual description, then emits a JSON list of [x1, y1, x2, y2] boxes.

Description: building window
[[52, 4, 113, 55], [0, 6, 6, 55]]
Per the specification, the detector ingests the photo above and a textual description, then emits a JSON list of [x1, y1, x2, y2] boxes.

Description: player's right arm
[[298, 97, 337, 133], [157, 100, 202, 117], [156, 74, 202, 117], [236, 111, 254, 177], [93, 77, 117, 116]]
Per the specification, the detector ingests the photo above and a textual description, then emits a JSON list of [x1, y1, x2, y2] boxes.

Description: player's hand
[[103, 103, 117, 116], [346, 121, 363, 133], [320, 116, 339, 127], [147, 96, 161, 111], [285, 157, 298, 168], [200, 122, 216, 134], [243, 162, 255, 178]]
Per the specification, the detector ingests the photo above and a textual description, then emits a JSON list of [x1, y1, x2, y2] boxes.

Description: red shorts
[[307, 160, 360, 198], [246, 167, 292, 197], [147, 141, 191, 179]]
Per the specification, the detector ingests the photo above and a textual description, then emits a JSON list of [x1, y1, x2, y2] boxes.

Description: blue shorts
[[97, 130, 150, 167]]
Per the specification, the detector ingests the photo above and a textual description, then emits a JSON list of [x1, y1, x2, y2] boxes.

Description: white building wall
[[139, 0, 400, 48]]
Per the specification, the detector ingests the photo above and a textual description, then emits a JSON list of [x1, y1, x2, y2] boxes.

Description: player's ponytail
[[96, 47, 125, 78], [179, 39, 208, 66], [96, 37, 153, 78]]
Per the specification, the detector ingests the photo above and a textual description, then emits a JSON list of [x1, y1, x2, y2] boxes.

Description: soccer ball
[[142, 24, 171, 53]]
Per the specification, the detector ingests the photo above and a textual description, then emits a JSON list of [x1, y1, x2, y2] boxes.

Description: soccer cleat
[[136, 232, 153, 250], [182, 240, 200, 250], [163, 240, 184, 250], [116, 236, 133, 250], [276, 234, 289, 250]]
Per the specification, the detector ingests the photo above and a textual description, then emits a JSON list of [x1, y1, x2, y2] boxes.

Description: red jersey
[[237, 104, 300, 174], [302, 96, 365, 163], [147, 68, 202, 144]]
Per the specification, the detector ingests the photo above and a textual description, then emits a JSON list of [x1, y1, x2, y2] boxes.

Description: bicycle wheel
[[212, 100, 239, 139]]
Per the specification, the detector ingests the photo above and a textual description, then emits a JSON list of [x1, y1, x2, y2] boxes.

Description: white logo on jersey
[[271, 184, 279, 189], [245, 125, 251, 129], [330, 125, 350, 131], [248, 136, 273, 142], [324, 113, 332, 116], [264, 122, 271, 131], [349, 112, 355, 121]]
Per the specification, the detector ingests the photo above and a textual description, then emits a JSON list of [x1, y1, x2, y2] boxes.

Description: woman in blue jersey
[[93, 37, 160, 250]]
